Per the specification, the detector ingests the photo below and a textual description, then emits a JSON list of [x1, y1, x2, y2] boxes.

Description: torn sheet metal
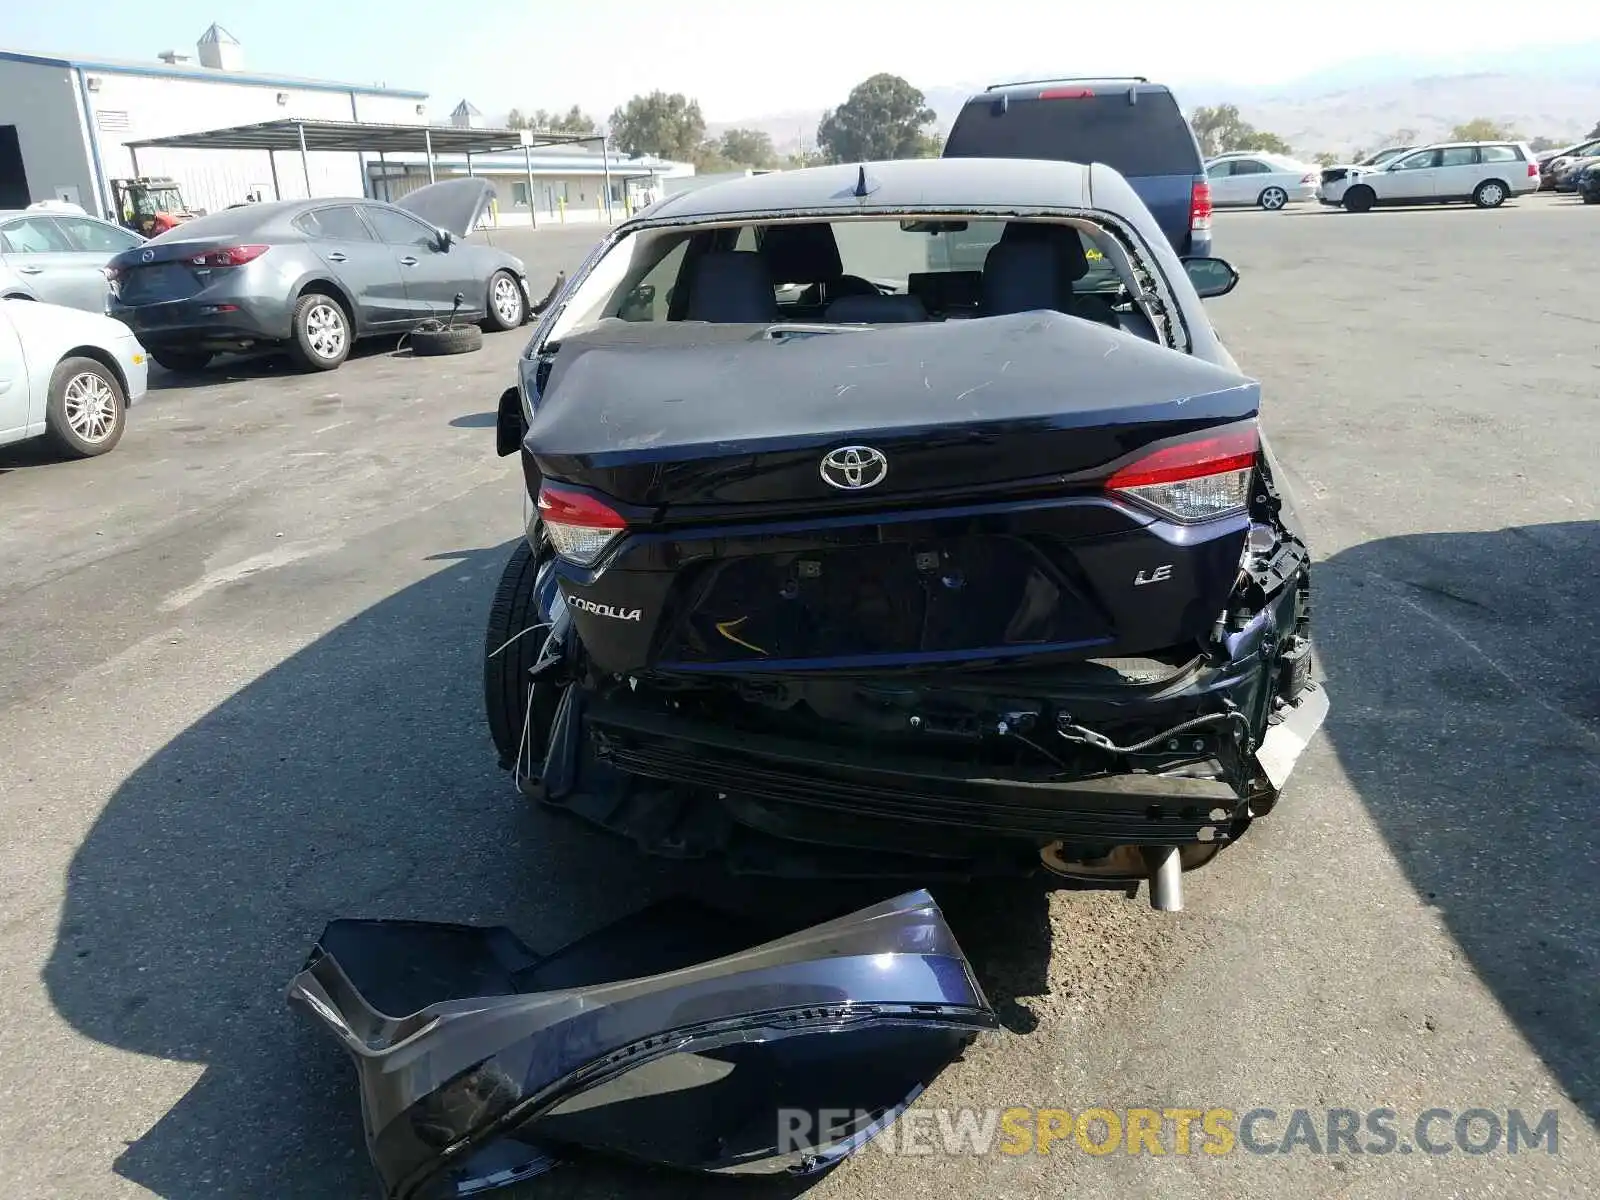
[[288, 889, 996, 1198]]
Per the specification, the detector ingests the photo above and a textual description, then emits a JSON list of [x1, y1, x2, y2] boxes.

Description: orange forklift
[[110, 176, 195, 237]]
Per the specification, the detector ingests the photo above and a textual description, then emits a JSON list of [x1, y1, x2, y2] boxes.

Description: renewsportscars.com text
[[778, 1106, 1561, 1158]]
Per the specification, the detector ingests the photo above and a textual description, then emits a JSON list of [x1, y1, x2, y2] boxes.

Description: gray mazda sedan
[[106, 179, 531, 372]]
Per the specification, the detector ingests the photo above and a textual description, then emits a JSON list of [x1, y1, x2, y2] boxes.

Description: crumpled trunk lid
[[528, 312, 1258, 511], [288, 889, 995, 1198]]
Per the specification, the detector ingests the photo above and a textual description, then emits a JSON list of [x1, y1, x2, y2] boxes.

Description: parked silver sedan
[[0, 210, 143, 313]]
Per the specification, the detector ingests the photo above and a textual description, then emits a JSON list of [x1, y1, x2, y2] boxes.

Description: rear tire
[[1343, 186, 1375, 213], [44, 357, 125, 458], [1258, 186, 1289, 210], [1472, 179, 1508, 208], [287, 291, 351, 372], [484, 534, 561, 773], [150, 348, 213, 373], [484, 270, 527, 331]]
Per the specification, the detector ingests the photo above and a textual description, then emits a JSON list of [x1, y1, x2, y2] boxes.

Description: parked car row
[[1315, 140, 1540, 211], [1536, 137, 1600, 191]]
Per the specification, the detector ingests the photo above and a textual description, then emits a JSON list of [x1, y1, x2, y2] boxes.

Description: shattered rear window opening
[[544, 213, 1168, 346]]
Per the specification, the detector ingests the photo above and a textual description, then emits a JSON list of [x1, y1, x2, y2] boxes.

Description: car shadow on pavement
[[147, 339, 413, 392], [42, 538, 1055, 1199], [1317, 520, 1598, 1125]]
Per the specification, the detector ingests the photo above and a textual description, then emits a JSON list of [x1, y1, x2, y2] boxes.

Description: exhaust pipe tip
[[1142, 846, 1183, 912]]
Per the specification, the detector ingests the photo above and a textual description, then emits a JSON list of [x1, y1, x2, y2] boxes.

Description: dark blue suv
[[943, 78, 1212, 257]]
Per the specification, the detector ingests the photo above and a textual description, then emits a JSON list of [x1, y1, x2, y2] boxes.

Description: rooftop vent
[[450, 99, 484, 129], [157, 50, 191, 65], [197, 22, 242, 71]]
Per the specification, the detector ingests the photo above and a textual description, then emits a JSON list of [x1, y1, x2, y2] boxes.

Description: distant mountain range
[[703, 43, 1600, 158]]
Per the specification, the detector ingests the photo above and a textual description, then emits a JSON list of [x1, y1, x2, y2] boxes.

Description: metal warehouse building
[[0, 23, 429, 220]]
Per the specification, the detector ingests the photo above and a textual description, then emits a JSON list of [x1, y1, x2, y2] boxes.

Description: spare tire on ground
[[410, 323, 484, 357]]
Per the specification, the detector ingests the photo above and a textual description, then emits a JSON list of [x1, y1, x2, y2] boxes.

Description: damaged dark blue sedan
[[488, 157, 1329, 912]]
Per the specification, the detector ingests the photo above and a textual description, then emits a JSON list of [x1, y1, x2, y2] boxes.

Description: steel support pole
[[297, 122, 312, 196], [377, 150, 387, 201], [425, 128, 436, 183], [129, 146, 141, 177], [601, 135, 614, 223], [523, 143, 537, 229], [269, 151, 281, 200], [465, 150, 474, 176]]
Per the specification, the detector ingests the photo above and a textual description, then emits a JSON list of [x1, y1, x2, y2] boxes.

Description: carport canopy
[[123, 118, 612, 210]]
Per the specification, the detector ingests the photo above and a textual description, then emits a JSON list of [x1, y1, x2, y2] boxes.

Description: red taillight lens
[[192, 244, 269, 268], [537, 484, 627, 566], [1190, 179, 1213, 231], [1106, 424, 1258, 522], [1039, 87, 1095, 99], [1527, 163, 1539, 177]]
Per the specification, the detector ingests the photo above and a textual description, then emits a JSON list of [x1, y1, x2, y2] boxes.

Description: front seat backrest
[[981, 240, 1065, 315], [683, 251, 780, 322]]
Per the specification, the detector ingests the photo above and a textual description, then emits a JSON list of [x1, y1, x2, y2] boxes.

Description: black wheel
[[1258, 186, 1289, 211], [1472, 179, 1508, 209], [1343, 186, 1375, 213], [1582, 193, 1600, 205], [149, 347, 213, 373], [411, 323, 484, 356], [44, 356, 125, 458], [484, 535, 561, 773], [287, 291, 351, 371], [484, 270, 527, 331]]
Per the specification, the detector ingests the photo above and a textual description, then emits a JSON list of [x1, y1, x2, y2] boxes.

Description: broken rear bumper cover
[[525, 559, 1328, 879], [288, 890, 996, 1198]]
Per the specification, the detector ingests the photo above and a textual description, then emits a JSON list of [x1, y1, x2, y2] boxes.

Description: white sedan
[[1204, 153, 1318, 209], [0, 298, 149, 458]]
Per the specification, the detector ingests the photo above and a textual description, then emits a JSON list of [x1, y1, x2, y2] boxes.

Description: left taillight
[[1527, 162, 1539, 178], [192, 244, 269, 268], [1190, 177, 1213, 232], [537, 484, 627, 566], [1106, 424, 1258, 523]]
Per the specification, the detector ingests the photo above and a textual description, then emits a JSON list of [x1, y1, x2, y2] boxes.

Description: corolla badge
[[141, 249, 154, 262], [820, 445, 888, 491]]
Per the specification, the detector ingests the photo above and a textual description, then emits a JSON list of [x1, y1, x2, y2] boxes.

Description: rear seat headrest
[[824, 293, 930, 324]]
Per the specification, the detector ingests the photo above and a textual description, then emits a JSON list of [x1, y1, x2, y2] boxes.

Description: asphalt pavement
[[0, 197, 1595, 1199]]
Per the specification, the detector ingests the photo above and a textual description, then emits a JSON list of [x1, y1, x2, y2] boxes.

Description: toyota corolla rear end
[[509, 311, 1325, 909]]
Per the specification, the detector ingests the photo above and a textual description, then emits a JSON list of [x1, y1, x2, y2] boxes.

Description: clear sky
[[6, 0, 1598, 121]]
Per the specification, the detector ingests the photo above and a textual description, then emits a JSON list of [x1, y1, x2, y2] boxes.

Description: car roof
[[975, 77, 1171, 101], [639, 158, 1099, 222], [0, 209, 117, 221]]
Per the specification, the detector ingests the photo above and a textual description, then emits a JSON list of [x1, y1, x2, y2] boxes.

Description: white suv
[[1317, 142, 1539, 212]]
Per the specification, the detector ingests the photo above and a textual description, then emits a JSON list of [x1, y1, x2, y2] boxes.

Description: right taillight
[[1527, 162, 1539, 178], [537, 483, 627, 565], [1189, 177, 1213, 231], [1106, 424, 1258, 523]]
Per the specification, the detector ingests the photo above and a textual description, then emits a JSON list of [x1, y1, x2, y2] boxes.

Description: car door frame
[[48, 214, 144, 313], [1206, 159, 1245, 206], [362, 202, 484, 322], [1433, 145, 1482, 200], [0, 215, 90, 307], [294, 203, 411, 330], [0, 306, 32, 443], [1380, 148, 1441, 202]]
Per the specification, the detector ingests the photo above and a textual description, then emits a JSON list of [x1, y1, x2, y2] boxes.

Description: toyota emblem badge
[[820, 445, 888, 491]]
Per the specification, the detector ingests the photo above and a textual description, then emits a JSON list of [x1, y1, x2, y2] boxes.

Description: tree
[[607, 92, 706, 160], [1312, 150, 1341, 167], [1588, 119, 1600, 139], [1449, 118, 1517, 142], [816, 74, 938, 163], [506, 108, 527, 130], [719, 128, 776, 168], [1189, 104, 1294, 157], [507, 106, 597, 136]]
